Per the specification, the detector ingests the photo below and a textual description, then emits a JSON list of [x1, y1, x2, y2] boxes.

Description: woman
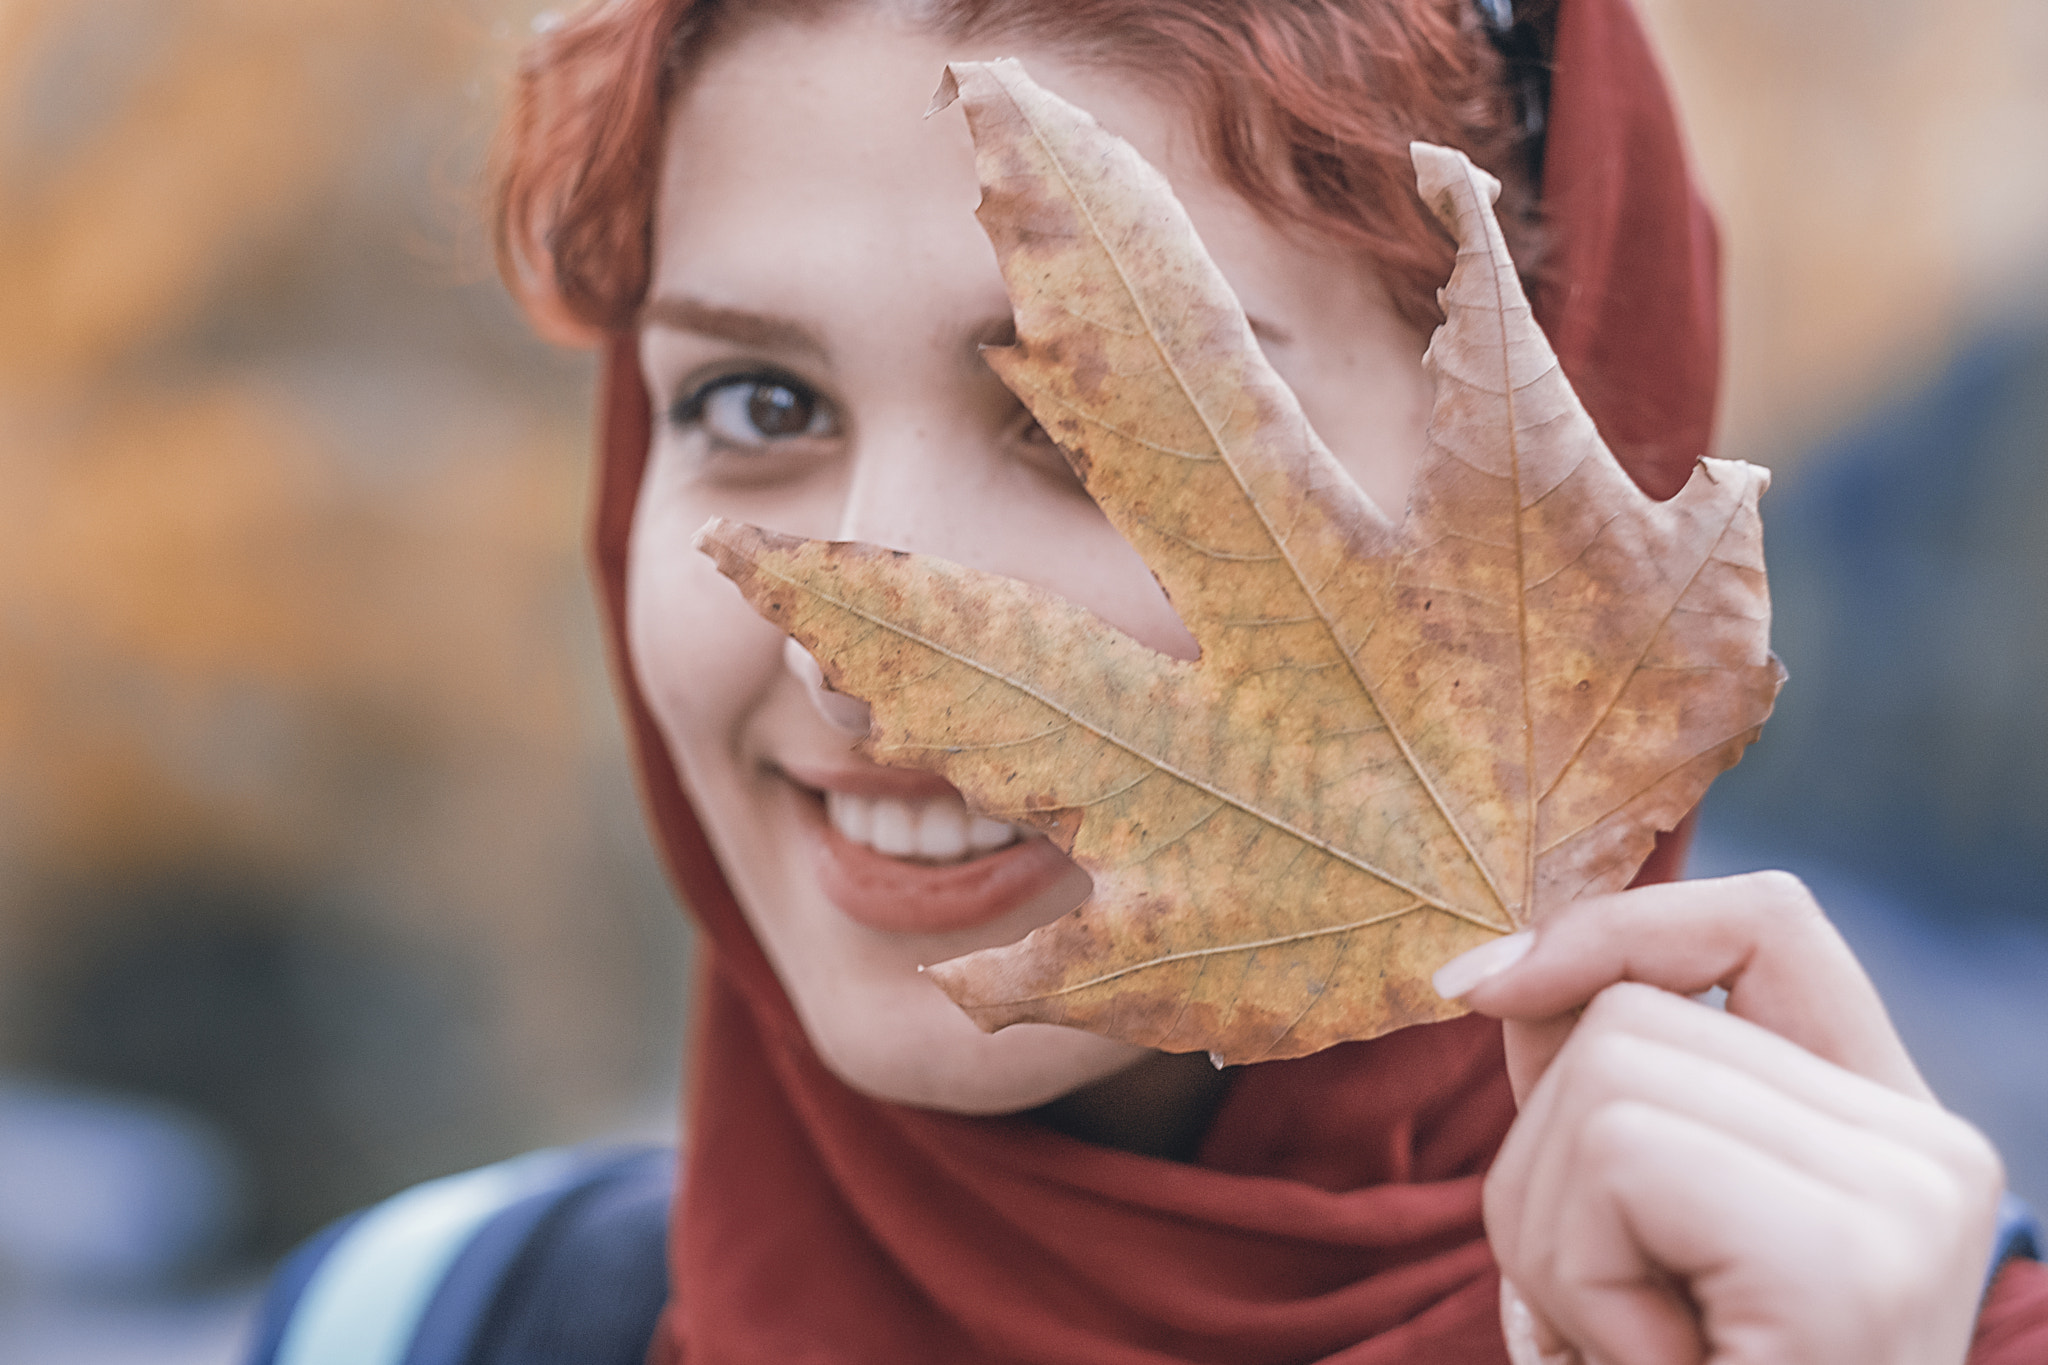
[[249, 0, 2048, 1361]]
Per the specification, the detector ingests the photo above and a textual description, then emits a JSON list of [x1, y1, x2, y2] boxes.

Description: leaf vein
[[1533, 491, 1751, 805], [1015, 94, 1515, 928], [970, 900, 1432, 1006], [764, 559, 1506, 928]]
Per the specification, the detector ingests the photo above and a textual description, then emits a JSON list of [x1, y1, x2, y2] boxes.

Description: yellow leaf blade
[[704, 65, 1783, 1065]]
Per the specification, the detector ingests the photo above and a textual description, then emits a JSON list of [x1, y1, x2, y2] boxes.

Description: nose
[[784, 636, 871, 736], [822, 407, 1202, 663], [790, 417, 980, 735], [829, 413, 992, 567], [783, 407, 998, 737]]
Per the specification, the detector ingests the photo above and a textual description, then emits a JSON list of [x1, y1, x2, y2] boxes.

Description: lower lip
[[804, 793, 1073, 935]]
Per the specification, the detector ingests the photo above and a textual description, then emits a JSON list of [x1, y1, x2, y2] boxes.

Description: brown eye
[[747, 381, 813, 436], [672, 371, 837, 450]]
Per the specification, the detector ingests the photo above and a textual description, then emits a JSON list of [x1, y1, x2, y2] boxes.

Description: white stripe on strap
[[274, 1149, 578, 1365]]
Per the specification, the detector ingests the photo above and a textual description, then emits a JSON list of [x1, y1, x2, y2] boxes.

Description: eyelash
[[668, 369, 838, 451], [662, 367, 1077, 493]]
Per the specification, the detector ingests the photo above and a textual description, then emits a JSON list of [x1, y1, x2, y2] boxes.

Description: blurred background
[[1, 1, 2044, 1359]]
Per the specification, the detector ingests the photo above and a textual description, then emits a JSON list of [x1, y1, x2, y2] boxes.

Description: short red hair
[[491, 0, 1544, 339]]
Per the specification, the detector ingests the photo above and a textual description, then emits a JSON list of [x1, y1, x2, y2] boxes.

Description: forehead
[[645, 7, 1400, 383], [653, 17, 995, 311], [648, 13, 1262, 314]]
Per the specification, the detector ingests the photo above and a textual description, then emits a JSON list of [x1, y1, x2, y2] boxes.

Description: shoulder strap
[[245, 1146, 673, 1365], [1994, 1192, 2043, 1279]]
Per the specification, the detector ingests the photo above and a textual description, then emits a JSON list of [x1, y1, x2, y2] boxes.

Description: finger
[[1513, 986, 1982, 1175], [1548, 1100, 1850, 1365], [1486, 994, 2002, 1365], [1498, 1095, 1872, 1364], [1447, 871, 1927, 1099], [1492, 1015, 1989, 1305], [1539, 1097, 1989, 1365], [1500, 1188, 1709, 1365], [1500, 1277, 1584, 1365], [1486, 987, 1995, 1274], [1502, 1014, 1576, 1105]]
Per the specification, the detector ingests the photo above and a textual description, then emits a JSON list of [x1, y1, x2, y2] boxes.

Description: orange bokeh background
[[2, 0, 2044, 1319]]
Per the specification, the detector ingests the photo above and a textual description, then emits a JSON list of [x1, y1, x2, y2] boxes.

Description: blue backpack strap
[[1993, 1192, 2043, 1277], [244, 1208, 373, 1365], [245, 1145, 674, 1365], [419, 1145, 671, 1365]]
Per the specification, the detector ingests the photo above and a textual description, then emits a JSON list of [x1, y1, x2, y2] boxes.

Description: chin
[[805, 979, 1150, 1115]]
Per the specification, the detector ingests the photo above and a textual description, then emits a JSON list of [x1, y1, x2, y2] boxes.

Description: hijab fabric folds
[[586, 0, 2048, 1358]]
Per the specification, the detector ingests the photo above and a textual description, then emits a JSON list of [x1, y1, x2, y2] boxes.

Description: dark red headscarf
[[586, 0, 2048, 1358]]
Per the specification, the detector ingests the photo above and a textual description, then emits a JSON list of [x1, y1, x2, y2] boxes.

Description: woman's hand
[[1435, 871, 2007, 1365]]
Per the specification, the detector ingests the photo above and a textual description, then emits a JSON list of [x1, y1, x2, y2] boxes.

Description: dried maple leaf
[[697, 60, 1785, 1064]]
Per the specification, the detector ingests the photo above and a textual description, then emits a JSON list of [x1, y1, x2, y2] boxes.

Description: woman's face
[[630, 8, 1433, 1113]]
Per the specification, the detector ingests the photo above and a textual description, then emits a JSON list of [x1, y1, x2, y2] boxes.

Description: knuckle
[[1575, 1096, 1659, 1171], [1893, 1148, 1969, 1227], [1927, 1113, 2006, 1208], [1566, 1022, 1655, 1095], [1575, 980, 1675, 1039], [1861, 1134, 2002, 1286], [1836, 1197, 1973, 1335], [1739, 868, 1820, 923], [1843, 1222, 1928, 1320], [1580, 978, 1654, 1024]]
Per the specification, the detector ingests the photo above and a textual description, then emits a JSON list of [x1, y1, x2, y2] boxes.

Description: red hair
[[491, 0, 1545, 339]]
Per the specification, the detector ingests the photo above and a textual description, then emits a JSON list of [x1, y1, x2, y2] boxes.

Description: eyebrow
[[642, 294, 1294, 356], [641, 295, 826, 356], [970, 313, 1291, 348]]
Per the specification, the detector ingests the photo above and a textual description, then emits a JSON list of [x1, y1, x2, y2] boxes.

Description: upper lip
[[778, 760, 964, 802]]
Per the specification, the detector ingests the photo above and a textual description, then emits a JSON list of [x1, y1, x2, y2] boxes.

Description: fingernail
[[1498, 1277, 1579, 1365], [1499, 1278, 1542, 1365], [1432, 930, 1535, 1000]]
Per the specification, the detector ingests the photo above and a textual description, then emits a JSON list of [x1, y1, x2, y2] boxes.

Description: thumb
[[1431, 929, 1571, 1105], [1433, 872, 1930, 1105], [1500, 1014, 1576, 1109]]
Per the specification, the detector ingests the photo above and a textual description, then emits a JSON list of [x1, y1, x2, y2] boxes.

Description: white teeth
[[915, 802, 969, 860], [823, 790, 1022, 863], [868, 798, 916, 857], [830, 790, 871, 844], [968, 816, 1015, 851]]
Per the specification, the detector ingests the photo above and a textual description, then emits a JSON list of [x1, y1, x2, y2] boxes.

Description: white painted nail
[[1499, 1277, 1580, 1365], [1431, 930, 1535, 1000]]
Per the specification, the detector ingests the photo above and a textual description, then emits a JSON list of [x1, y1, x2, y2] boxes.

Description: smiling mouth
[[784, 766, 1076, 935], [823, 788, 1023, 863]]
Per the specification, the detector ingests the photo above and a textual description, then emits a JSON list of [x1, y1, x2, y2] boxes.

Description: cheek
[[991, 490, 1202, 662], [625, 483, 784, 776]]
